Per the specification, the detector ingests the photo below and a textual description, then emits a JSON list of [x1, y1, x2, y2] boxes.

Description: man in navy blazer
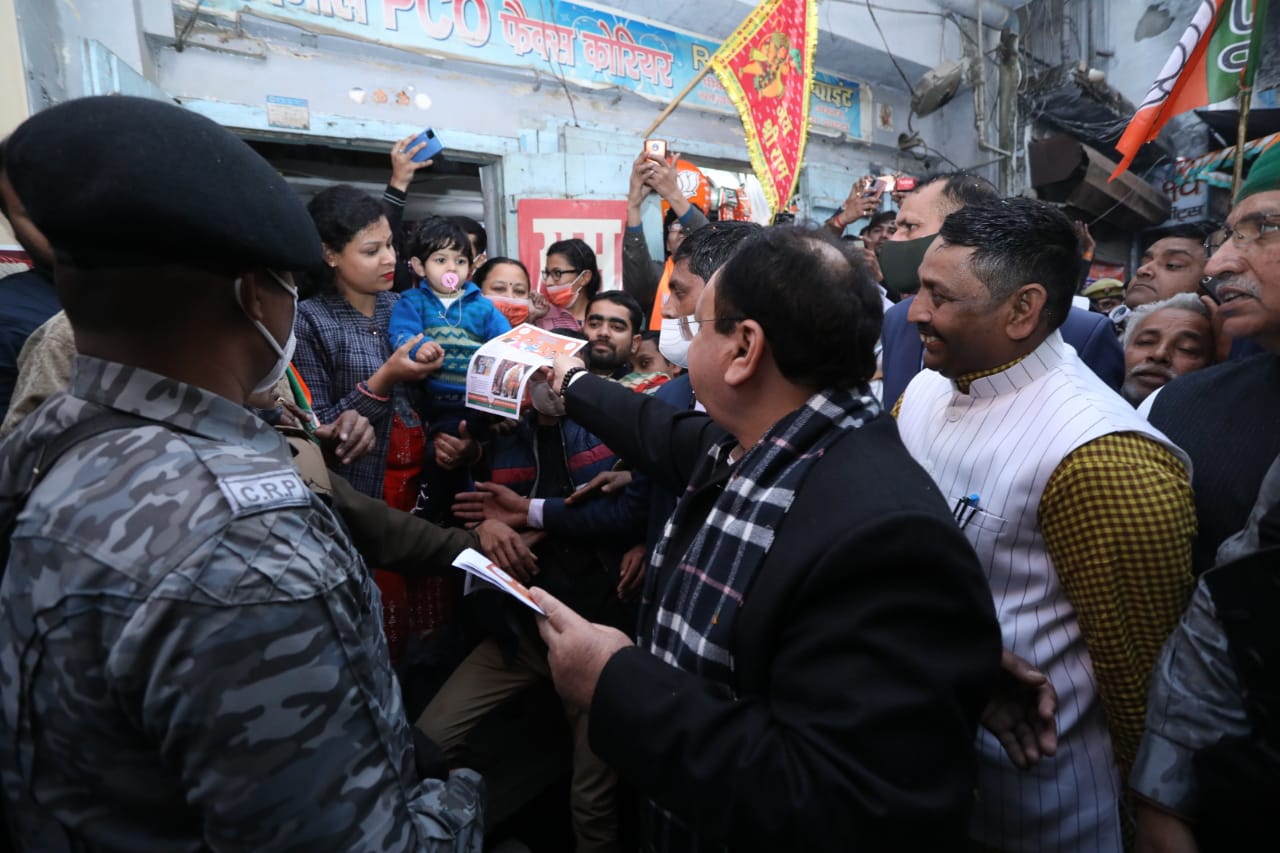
[[875, 173, 1122, 405], [881, 296, 1124, 405]]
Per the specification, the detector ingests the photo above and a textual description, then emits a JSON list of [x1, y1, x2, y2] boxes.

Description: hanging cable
[[864, 0, 916, 92]]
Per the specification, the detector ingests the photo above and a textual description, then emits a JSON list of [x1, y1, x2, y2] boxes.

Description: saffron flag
[[709, 0, 817, 216], [1111, 0, 1267, 179]]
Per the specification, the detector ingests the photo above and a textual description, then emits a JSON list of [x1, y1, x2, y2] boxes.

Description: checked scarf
[[640, 387, 881, 687]]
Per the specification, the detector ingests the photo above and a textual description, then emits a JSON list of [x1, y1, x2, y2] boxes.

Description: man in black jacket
[[1144, 144, 1280, 574], [531, 226, 1002, 852]]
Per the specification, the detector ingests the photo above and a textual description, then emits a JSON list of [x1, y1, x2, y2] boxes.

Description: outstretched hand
[[566, 469, 632, 505], [616, 543, 646, 599], [453, 481, 531, 529], [475, 519, 538, 581], [377, 335, 443, 387]]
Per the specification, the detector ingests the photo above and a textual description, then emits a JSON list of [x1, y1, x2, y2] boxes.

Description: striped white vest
[[897, 332, 1188, 853]]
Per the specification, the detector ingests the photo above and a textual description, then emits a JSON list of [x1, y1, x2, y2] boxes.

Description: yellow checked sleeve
[[1038, 432, 1196, 780]]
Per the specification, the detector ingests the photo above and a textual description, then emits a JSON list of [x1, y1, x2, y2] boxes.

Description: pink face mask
[[439, 271, 461, 293]]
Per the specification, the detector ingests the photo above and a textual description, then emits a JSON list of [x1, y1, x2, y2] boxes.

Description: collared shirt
[[294, 290, 421, 498], [895, 396, 1192, 779], [0, 356, 482, 851], [899, 345, 1195, 779], [954, 355, 1026, 393], [891, 356, 1027, 416], [894, 333, 1195, 850]]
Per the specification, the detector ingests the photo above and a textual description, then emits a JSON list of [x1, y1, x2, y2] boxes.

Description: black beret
[[6, 95, 321, 271]]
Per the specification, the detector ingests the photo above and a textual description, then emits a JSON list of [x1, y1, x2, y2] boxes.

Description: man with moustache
[[879, 173, 1123, 404], [898, 198, 1195, 852], [1144, 144, 1280, 574], [1120, 293, 1215, 405], [582, 291, 644, 379]]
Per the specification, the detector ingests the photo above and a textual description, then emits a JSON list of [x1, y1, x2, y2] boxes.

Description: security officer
[[1082, 277, 1125, 316], [0, 96, 483, 851]]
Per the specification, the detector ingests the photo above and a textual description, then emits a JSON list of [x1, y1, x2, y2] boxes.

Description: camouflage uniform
[[0, 356, 484, 852]]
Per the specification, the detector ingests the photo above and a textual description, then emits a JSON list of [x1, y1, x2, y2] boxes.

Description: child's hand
[[372, 335, 441, 388], [415, 340, 445, 365]]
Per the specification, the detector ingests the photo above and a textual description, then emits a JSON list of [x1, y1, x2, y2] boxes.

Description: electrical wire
[[829, 0, 950, 16], [174, 0, 207, 52], [1086, 154, 1172, 226], [535, 0, 579, 127], [864, 0, 916, 92]]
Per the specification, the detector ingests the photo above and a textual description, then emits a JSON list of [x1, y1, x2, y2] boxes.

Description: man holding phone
[[623, 143, 710, 322], [825, 174, 891, 237]]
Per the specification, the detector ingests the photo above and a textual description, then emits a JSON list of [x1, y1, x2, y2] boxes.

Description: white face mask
[[658, 314, 695, 369], [235, 271, 298, 395]]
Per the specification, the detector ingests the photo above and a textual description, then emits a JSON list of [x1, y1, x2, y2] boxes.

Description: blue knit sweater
[[388, 281, 510, 410]]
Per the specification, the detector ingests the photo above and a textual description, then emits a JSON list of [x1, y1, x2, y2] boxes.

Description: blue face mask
[[235, 270, 298, 395]]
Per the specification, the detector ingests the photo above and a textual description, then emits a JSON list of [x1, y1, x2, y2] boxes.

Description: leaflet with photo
[[466, 324, 585, 417]]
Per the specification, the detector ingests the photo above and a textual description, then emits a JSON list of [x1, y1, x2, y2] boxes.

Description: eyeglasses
[[541, 268, 581, 281], [1205, 213, 1280, 254], [688, 315, 746, 337]]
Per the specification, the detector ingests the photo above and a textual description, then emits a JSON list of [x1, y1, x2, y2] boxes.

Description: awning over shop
[[1029, 136, 1171, 231]]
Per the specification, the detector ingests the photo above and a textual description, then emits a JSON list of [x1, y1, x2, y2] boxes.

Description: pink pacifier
[[441, 272, 460, 292]]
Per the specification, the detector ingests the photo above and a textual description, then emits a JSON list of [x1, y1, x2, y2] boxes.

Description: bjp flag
[[709, 0, 817, 216], [1111, 0, 1268, 180]]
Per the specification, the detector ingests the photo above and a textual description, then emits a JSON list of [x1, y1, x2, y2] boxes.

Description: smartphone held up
[[409, 128, 444, 163]]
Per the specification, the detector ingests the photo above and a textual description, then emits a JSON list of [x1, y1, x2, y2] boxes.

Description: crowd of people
[[0, 93, 1276, 853]]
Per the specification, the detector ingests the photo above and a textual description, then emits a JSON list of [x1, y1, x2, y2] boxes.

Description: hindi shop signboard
[[206, 0, 871, 140], [516, 199, 627, 294], [1159, 176, 1214, 227]]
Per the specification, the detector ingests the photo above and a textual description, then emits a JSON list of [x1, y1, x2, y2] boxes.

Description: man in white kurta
[[895, 198, 1196, 852]]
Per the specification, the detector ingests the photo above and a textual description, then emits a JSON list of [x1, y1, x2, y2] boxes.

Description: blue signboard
[[206, 0, 871, 139]]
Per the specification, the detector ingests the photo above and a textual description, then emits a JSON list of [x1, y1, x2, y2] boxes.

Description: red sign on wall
[[516, 199, 627, 293]]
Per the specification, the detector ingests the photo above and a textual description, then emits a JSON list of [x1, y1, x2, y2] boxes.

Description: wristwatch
[[559, 366, 588, 397]]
